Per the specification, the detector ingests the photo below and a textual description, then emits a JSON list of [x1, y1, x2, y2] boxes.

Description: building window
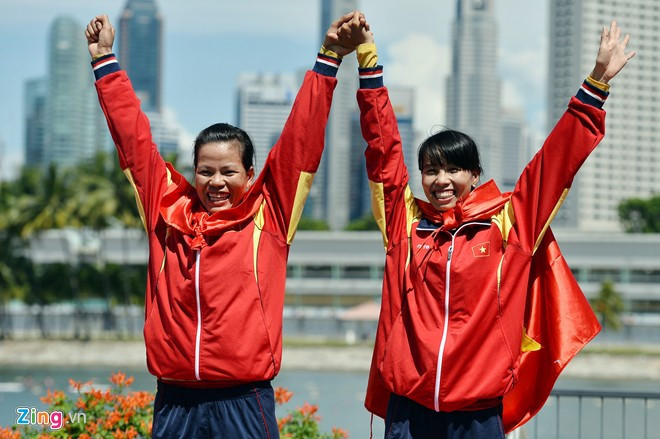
[[342, 266, 372, 279], [587, 268, 622, 283], [302, 265, 333, 279]]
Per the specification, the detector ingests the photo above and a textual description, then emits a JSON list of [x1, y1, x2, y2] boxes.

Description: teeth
[[434, 191, 454, 200], [208, 193, 229, 202]]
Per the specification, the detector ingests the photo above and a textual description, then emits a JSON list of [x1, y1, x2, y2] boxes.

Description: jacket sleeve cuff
[[314, 52, 342, 77], [359, 66, 384, 89], [576, 77, 610, 108], [91, 53, 120, 81]]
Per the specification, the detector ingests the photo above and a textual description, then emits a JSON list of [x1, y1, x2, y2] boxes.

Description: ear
[[246, 167, 255, 188], [471, 172, 480, 187]]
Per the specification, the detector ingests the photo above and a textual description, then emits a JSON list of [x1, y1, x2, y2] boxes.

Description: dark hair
[[193, 123, 255, 171], [417, 130, 483, 176]]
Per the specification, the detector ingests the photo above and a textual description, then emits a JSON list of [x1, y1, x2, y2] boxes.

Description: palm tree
[[10, 164, 79, 238], [71, 152, 147, 335], [5, 164, 82, 338], [592, 280, 624, 331]]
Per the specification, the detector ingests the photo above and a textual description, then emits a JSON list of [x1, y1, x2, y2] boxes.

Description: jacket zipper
[[194, 250, 202, 380], [433, 221, 491, 411]]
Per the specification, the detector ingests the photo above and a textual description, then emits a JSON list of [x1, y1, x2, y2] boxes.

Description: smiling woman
[[85, 9, 367, 439], [192, 123, 255, 213], [346, 14, 636, 439]]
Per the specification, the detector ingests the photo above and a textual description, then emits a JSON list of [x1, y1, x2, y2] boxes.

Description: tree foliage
[[344, 214, 380, 231], [591, 280, 624, 331], [297, 217, 330, 231], [618, 195, 660, 233], [0, 153, 150, 337]]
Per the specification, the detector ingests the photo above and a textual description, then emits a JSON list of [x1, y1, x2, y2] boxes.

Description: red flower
[[0, 427, 21, 439], [274, 386, 293, 405], [69, 378, 83, 392], [332, 426, 349, 438], [277, 414, 292, 430], [298, 402, 319, 417]]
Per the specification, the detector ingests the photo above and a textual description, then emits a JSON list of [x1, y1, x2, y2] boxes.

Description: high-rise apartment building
[[118, 0, 182, 158], [548, 0, 659, 231], [146, 111, 181, 158], [500, 109, 529, 193], [24, 78, 48, 167], [446, 0, 502, 185], [389, 87, 419, 197], [118, 0, 163, 113], [236, 73, 297, 175], [44, 16, 105, 168], [318, 0, 360, 229]]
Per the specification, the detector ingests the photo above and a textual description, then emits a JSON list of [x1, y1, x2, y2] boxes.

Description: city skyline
[[1, 0, 550, 180]]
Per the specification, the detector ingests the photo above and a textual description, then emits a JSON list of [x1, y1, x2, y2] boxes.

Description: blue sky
[[0, 0, 550, 179]]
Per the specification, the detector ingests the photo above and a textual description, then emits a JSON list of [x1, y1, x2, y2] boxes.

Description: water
[[1, 366, 660, 438]]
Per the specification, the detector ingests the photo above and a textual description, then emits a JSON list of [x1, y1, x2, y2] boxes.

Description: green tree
[[69, 153, 148, 335], [345, 213, 380, 231], [297, 217, 330, 231], [618, 195, 660, 233], [0, 154, 150, 339], [8, 164, 78, 238], [0, 233, 31, 339], [591, 280, 624, 331], [0, 164, 80, 338]]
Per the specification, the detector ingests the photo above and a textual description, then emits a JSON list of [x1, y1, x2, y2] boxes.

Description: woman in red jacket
[[342, 18, 635, 438], [85, 12, 364, 439]]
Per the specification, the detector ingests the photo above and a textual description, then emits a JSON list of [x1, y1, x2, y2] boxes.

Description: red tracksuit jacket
[[92, 53, 339, 385], [357, 67, 604, 430]]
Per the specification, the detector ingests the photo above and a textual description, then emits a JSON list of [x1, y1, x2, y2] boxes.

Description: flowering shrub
[[3, 372, 153, 438], [0, 376, 348, 439], [275, 386, 348, 439]]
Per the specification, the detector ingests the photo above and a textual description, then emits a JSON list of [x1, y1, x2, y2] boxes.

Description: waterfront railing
[[515, 388, 660, 439]]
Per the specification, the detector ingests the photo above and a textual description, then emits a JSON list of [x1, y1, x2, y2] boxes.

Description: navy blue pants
[[384, 393, 505, 439], [152, 380, 279, 439]]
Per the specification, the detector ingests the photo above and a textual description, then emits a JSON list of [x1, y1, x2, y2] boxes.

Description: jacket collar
[[159, 163, 264, 249], [416, 180, 510, 232]]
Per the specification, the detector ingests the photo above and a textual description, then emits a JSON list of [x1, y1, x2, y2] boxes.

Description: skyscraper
[[318, 0, 360, 230], [118, 0, 183, 158], [44, 16, 105, 168], [446, 0, 502, 185], [24, 78, 47, 167], [118, 0, 163, 113], [389, 87, 419, 197], [146, 111, 181, 158], [548, 0, 658, 231], [500, 109, 529, 193], [236, 72, 297, 175]]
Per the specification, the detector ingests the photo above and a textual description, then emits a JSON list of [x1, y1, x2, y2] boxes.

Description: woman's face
[[421, 161, 479, 211], [194, 141, 254, 213]]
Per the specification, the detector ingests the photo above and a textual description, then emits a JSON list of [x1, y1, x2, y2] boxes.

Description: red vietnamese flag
[[471, 242, 490, 257]]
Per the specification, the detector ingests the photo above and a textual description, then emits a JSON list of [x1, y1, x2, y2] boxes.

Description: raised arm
[[259, 12, 365, 243], [350, 22, 414, 248], [509, 21, 635, 254], [86, 15, 168, 233]]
